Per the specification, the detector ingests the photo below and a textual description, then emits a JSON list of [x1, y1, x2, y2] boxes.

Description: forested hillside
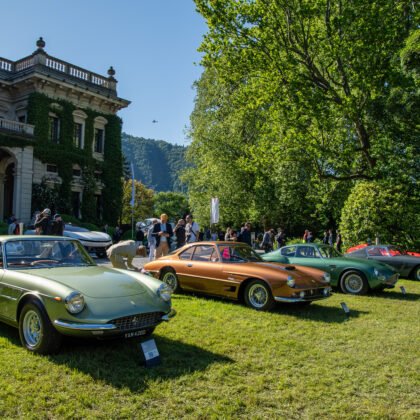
[[122, 133, 189, 192]]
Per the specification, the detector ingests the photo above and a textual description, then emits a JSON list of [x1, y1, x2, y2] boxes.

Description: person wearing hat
[[48, 214, 64, 236], [34, 208, 52, 235], [152, 214, 173, 259], [106, 240, 146, 271]]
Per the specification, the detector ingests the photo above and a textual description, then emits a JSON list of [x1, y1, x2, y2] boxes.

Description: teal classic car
[[0, 236, 176, 354], [262, 243, 399, 295]]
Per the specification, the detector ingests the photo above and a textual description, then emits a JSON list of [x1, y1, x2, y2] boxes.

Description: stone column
[[11, 146, 34, 224]]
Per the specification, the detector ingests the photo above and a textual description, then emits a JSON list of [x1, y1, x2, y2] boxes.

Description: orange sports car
[[143, 242, 332, 310]]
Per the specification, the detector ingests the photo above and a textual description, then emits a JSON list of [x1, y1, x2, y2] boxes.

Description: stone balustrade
[[0, 118, 35, 136], [0, 51, 114, 92]]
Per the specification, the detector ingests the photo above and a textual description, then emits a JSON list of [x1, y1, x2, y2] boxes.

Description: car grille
[[110, 312, 164, 332], [303, 288, 325, 299]]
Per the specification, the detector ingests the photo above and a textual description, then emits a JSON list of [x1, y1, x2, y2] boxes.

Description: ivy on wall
[[26, 92, 123, 224]]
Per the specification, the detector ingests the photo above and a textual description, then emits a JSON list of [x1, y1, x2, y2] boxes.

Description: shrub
[[340, 181, 420, 250]]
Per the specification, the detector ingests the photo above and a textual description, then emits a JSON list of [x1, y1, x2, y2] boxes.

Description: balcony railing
[[0, 118, 35, 136], [0, 52, 115, 92]]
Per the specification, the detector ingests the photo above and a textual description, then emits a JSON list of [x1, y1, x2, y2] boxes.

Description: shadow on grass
[[176, 291, 366, 323], [271, 301, 368, 322], [0, 322, 233, 393], [370, 289, 420, 301], [48, 334, 232, 392]]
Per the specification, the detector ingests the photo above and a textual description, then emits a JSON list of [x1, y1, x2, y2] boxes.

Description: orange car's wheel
[[244, 280, 274, 311], [160, 268, 180, 293]]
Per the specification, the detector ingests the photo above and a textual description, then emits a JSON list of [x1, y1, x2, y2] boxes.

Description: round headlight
[[323, 273, 331, 283], [373, 268, 379, 277], [157, 283, 173, 302], [287, 275, 295, 288], [65, 292, 85, 314]]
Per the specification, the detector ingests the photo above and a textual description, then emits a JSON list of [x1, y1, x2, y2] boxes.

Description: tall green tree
[[194, 0, 419, 182], [154, 191, 190, 222]]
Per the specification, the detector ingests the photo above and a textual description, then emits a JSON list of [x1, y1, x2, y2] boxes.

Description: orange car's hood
[[223, 261, 327, 287]]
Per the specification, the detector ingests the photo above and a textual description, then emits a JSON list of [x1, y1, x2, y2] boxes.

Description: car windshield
[[64, 224, 90, 232], [4, 239, 95, 269], [387, 245, 406, 256], [318, 246, 342, 258], [218, 244, 263, 262]]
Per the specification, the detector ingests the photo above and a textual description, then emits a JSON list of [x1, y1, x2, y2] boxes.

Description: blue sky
[[0, 0, 207, 145]]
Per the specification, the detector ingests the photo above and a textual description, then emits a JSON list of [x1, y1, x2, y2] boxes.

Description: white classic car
[[25, 224, 112, 258]]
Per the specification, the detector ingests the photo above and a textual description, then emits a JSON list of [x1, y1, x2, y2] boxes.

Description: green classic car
[[0, 236, 176, 354], [262, 243, 399, 295]]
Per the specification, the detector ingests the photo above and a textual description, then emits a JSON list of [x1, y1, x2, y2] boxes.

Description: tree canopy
[[186, 0, 419, 240]]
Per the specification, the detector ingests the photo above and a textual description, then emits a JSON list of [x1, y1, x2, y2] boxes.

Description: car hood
[[18, 266, 149, 298], [226, 261, 327, 286]]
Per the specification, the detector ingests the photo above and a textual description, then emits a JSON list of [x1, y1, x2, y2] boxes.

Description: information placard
[[140, 339, 161, 367]]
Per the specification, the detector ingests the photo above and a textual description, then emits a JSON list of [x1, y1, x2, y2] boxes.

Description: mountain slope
[[122, 133, 189, 192]]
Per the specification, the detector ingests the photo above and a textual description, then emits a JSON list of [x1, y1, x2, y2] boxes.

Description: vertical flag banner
[[130, 162, 135, 207], [211, 198, 219, 224]]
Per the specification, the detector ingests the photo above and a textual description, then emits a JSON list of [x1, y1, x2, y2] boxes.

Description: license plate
[[124, 330, 147, 338]]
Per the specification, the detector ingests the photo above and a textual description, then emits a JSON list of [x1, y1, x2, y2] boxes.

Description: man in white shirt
[[185, 214, 200, 243]]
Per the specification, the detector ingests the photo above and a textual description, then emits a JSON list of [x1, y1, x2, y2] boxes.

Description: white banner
[[211, 197, 219, 224]]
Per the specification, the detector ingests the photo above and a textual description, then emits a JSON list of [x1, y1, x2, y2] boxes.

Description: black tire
[[160, 268, 180, 293], [411, 265, 420, 281], [340, 270, 369, 295], [19, 299, 62, 354], [244, 280, 275, 311]]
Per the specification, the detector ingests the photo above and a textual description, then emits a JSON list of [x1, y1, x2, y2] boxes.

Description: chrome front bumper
[[275, 295, 331, 303], [54, 308, 177, 332]]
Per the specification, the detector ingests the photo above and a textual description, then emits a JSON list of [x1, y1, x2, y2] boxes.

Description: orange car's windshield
[[218, 245, 263, 262]]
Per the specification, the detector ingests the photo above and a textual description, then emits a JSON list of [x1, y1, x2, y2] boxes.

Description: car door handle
[[329, 265, 337, 268], [187, 264, 193, 267]]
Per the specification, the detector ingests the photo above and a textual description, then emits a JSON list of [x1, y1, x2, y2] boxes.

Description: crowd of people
[[4, 207, 343, 271], [6, 209, 64, 236]]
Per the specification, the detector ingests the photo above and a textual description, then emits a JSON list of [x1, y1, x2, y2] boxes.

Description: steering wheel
[[30, 259, 60, 266]]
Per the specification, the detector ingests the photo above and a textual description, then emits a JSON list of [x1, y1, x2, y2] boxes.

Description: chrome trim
[[275, 295, 331, 303], [161, 308, 177, 321], [54, 320, 116, 330]]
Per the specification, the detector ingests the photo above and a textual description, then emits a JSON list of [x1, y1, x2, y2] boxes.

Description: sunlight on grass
[[0, 280, 419, 418]]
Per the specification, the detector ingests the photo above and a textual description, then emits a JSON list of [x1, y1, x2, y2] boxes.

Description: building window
[[18, 115, 26, 123], [46, 164, 58, 173], [73, 169, 81, 177], [94, 128, 104, 153], [49, 116, 60, 143], [73, 123, 83, 149]]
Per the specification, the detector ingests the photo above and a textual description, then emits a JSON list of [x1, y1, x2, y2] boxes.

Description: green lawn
[[0, 280, 419, 419]]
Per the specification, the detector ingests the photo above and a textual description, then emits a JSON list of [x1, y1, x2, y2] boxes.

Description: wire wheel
[[244, 280, 274, 310], [340, 271, 368, 295], [161, 269, 179, 293]]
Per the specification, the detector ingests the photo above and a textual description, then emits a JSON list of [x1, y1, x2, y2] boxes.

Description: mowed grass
[[0, 280, 419, 419]]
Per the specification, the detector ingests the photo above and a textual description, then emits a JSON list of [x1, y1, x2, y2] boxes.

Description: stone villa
[[0, 38, 130, 224]]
